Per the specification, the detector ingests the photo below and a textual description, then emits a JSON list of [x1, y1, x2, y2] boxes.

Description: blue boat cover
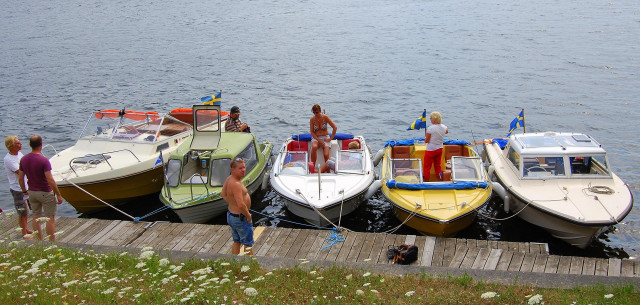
[[383, 138, 471, 147], [386, 180, 489, 190], [491, 138, 508, 149], [293, 133, 354, 141]]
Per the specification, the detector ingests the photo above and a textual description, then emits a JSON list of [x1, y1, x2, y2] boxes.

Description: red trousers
[[423, 148, 443, 181]]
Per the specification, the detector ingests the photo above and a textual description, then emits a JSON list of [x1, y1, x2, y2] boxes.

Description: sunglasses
[[234, 157, 243, 162]]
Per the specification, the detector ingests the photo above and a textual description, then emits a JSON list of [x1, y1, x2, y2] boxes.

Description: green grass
[[0, 241, 637, 304]]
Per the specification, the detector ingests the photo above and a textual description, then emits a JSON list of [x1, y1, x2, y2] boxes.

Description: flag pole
[[522, 108, 526, 134], [423, 108, 427, 140]]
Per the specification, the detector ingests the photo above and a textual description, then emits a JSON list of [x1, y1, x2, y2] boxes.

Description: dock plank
[[484, 249, 503, 270], [71, 219, 116, 244], [58, 218, 99, 243], [569, 257, 584, 275], [557, 256, 572, 274], [544, 255, 560, 274], [285, 229, 309, 259], [254, 228, 280, 256], [162, 223, 198, 251], [185, 225, 223, 252], [460, 247, 480, 269], [495, 251, 513, 271], [520, 253, 536, 273], [265, 228, 292, 258], [420, 236, 437, 267], [448, 247, 468, 268], [354, 232, 376, 262], [276, 229, 300, 258], [472, 248, 491, 269], [621, 259, 635, 277], [608, 258, 621, 277], [431, 238, 445, 267], [295, 230, 322, 260], [531, 255, 548, 273], [369, 233, 391, 264], [582, 257, 596, 276], [508, 252, 525, 272], [442, 238, 457, 267], [172, 223, 210, 251], [344, 232, 367, 262], [335, 232, 359, 262], [594, 258, 609, 276]]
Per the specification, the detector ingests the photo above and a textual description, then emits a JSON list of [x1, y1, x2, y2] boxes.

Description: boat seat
[[287, 140, 308, 152], [444, 145, 467, 161], [342, 138, 361, 150], [392, 145, 411, 159]]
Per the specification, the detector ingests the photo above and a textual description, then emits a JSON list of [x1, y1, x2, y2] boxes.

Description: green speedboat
[[160, 104, 273, 223]]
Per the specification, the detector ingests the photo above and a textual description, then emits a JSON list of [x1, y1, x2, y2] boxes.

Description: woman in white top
[[423, 112, 448, 181]]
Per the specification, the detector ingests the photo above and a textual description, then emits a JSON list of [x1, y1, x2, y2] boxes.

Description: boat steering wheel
[[525, 165, 548, 173]]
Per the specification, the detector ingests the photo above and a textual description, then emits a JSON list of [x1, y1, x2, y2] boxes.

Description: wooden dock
[[1, 215, 638, 280]]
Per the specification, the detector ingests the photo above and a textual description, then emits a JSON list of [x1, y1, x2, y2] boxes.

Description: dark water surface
[[1, 0, 638, 258]]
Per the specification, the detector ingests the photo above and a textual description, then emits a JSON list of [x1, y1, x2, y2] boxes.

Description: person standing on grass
[[4, 136, 33, 239], [220, 158, 254, 255], [18, 135, 63, 241]]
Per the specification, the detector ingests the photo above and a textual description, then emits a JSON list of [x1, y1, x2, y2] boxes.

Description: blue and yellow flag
[[201, 92, 221, 105], [507, 109, 524, 136], [407, 110, 427, 130]]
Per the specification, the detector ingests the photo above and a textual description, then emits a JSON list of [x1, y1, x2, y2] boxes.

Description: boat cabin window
[[569, 155, 610, 177], [522, 156, 566, 178], [336, 150, 364, 173], [451, 157, 485, 182], [507, 147, 521, 173], [165, 159, 182, 187], [235, 141, 258, 174], [280, 151, 308, 175], [194, 109, 221, 132], [209, 158, 231, 187]]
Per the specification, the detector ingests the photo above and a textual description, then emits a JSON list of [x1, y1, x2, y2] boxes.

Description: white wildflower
[[370, 290, 379, 294], [241, 265, 250, 273], [244, 287, 258, 297], [345, 274, 353, 280], [356, 290, 364, 295], [119, 252, 128, 257], [405, 291, 415, 297], [528, 294, 543, 305], [135, 262, 146, 269], [180, 297, 191, 302], [92, 280, 102, 285], [44, 245, 58, 251], [316, 277, 324, 280], [36, 217, 50, 223], [139, 250, 154, 260], [141, 246, 153, 252], [363, 283, 370, 287], [481, 292, 498, 299], [220, 262, 230, 266], [172, 266, 182, 272], [158, 258, 169, 266], [604, 294, 614, 299], [10, 266, 22, 271], [363, 272, 371, 277], [219, 278, 230, 285], [63, 280, 79, 287], [102, 287, 115, 294], [310, 270, 317, 275]]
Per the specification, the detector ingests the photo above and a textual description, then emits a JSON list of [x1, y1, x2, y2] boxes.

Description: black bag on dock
[[387, 244, 418, 265]]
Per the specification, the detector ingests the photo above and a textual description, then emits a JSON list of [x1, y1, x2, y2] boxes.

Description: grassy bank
[[0, 241, 636, 304]]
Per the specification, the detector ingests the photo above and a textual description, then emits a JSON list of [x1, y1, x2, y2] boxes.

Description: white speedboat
[[483, 132, 633, 248], [270, 134, 379, 227], [49, 109, 193, 213]]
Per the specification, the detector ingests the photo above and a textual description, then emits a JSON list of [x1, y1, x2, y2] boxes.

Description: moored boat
[[483, 132, 633, 248], [270, 133, 378, 227], [50, 109, 193, 213], [380, 138, 492, 236], [160, 104, 273, 223]]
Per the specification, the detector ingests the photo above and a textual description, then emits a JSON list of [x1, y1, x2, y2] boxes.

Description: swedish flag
[[201, 92, 222, 105], [507, 109, 524, 136], [407, 110, 427, 130]]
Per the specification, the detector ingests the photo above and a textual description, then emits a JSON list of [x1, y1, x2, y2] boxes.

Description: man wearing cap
[[225, 106, 250, 132]]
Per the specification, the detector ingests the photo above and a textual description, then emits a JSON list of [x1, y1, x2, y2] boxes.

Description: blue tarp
[[293, 133, 354, 141], [383, 138, 471, 148], [491, 138, 508, 149], [386, 180, 489, 190]]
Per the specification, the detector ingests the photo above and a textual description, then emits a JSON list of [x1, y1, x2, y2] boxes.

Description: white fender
[[491, 182, 510, 213], [372, 149, 384, 167], [487, 165, 495, 181], [364, 180, 382, 200], [261, 171, 270, 191]]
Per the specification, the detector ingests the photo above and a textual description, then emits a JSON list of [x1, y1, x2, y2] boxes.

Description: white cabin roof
[[510, 132, 606, 156]]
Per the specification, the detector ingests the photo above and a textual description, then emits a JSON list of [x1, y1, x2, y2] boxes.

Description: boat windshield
[[390, 157, 422, 184], [80, 111, 190, 143], [568, 155, 610, 177], [336, 150, 364, 173], [451, 157, 486, 182], [280, 151, 308, 175]]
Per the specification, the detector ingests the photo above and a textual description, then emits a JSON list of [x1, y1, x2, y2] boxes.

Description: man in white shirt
[[4, 136, 33, 239]]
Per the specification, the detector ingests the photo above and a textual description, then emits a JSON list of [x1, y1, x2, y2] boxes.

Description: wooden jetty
[[1, 215, 639, 282]]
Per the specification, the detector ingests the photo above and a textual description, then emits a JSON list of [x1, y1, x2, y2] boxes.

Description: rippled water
[[1, 0, 638, 258]]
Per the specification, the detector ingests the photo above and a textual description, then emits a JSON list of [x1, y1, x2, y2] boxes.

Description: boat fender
[[261, 172, 270, 191], [481, 148, 488, 163], [372, 149, 384, 167], [487, 165, 495, 180], [364, 180, 382, 200], [491, 182, 510, 213]]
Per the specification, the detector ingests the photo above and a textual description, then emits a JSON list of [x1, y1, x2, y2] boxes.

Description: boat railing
[[187, 173, 210, 200], [68, 149, 141, 177]]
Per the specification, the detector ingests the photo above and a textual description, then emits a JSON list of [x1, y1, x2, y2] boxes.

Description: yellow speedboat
[[380, 138, 492, 237]]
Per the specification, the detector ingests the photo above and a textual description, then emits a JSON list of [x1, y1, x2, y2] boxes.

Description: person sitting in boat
[[423, 111, 448, 181], [225, 106, 251, 132], [310, 104, 337, 173], [321, 140, 361, 173]]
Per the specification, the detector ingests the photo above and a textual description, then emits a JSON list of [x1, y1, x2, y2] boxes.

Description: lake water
[[1, 0, 638, 258]]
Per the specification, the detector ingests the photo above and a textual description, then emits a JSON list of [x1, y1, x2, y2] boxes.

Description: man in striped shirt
[[225, 106, 250, 132]]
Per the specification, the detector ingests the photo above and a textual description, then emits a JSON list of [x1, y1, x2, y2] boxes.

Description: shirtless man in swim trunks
[[221, 158, 254, 255], [309, 104, 337, 173]]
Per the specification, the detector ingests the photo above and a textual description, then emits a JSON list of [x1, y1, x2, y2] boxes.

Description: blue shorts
[[227, 211, 254, 246]]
